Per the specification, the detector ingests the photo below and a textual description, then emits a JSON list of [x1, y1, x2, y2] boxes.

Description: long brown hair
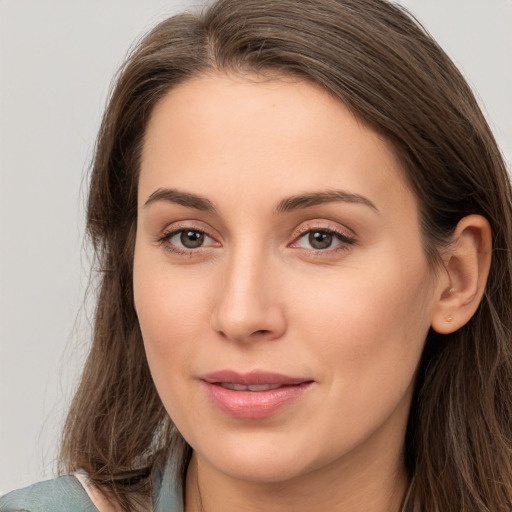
[[60, 1, 512, 510]]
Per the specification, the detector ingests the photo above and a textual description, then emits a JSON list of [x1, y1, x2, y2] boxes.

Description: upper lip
[[200, 370, 312, 386]]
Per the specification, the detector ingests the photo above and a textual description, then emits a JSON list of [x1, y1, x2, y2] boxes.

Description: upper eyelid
[[290, 230, 355, 249], [160, 227, 217, 245], [160, 220, 217, 238], [290, 220, 356, 240]]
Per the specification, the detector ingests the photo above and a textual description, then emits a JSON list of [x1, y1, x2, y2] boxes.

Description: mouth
[[199, 370, 314, 419], [201, 369, 311, 386], [215, 383, 285, 391]]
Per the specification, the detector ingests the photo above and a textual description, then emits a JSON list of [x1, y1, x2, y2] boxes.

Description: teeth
[[248, 384, 281, 391], [218, 383, 282, 391], [219, 383, 248, 390]]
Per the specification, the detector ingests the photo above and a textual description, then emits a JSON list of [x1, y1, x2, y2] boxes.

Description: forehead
[[139, 72, 414, 219]]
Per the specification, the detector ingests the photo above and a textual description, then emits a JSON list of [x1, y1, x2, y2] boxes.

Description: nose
[[211, 249, 287, 343]]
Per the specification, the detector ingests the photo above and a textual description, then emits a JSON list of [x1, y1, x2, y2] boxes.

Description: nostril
[[253, 330, 270, 336]]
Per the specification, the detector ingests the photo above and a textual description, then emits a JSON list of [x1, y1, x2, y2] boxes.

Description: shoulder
[[0, 475, 98, 512], [0, 458, 183, 512]]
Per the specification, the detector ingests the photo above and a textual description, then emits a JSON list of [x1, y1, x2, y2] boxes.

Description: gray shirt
[[0, 459, 181, 512]]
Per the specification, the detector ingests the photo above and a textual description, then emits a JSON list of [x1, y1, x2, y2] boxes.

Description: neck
[[184, 449, 409, 512]]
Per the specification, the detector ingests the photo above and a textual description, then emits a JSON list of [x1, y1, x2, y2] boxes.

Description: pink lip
[[199, 370, 314, 419]]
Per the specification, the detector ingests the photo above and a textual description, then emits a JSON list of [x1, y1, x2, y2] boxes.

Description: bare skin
[[133, 72, 491, 512]]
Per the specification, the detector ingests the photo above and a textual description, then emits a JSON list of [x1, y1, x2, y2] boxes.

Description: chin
[[191, 431, 326, 484], [209, 453, 311, 483]]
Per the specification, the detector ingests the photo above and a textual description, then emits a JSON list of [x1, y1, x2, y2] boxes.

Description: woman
[[2, 0, 511, 511]]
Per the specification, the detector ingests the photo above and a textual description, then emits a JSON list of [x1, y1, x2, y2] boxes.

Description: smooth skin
[[133, 73, 492, 512]]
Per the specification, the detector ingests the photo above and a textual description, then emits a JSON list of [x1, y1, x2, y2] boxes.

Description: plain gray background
[[1, 0, 511, 495]]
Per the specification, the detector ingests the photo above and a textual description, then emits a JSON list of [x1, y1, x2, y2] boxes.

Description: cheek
[[295, 250, 433, 398], [280, 257, 433, 461], [133, 260, 214, 434], [133, 250, 211, 375]]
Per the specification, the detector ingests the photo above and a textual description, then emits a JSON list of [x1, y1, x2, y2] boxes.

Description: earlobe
[[431, 215, 492, 334]]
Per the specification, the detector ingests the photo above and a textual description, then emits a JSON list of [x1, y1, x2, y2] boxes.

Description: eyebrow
[[143, 188, 378, 214], [144, 188, 215, 211], [274, 190, 379, 214]]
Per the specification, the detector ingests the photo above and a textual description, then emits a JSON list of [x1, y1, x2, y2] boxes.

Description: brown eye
[[160, 227, 219, 255], [308, 231, 334, 249], [291, 227, 355, 253], [180, 230, 205, 248]]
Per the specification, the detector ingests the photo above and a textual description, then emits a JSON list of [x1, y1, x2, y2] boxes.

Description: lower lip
[[202, 382, 313, 419]]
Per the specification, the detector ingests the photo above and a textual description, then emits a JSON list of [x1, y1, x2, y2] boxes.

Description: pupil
[[180, 231, 204, 248], [309, 231, 332, 249]]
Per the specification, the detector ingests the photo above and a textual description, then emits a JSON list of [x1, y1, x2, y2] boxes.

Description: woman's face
[[134, 73, 440, 484]]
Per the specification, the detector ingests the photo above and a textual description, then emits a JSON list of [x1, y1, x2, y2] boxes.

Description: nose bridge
[[212, 241, 286, 342]]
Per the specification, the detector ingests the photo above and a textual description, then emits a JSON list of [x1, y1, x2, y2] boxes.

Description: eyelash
[[157, 224, 356, 256], [290, 226, 356, 255], [158, 227, 217, 256]]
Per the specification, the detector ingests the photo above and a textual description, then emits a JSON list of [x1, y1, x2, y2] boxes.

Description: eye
[[159, 228, 218, 253], [175, 230, 207, 249], [306, 231, 336, 250], [292, 228, 355, 252]]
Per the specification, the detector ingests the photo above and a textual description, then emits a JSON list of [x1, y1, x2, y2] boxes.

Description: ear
[[431, 215, 492, 334]]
